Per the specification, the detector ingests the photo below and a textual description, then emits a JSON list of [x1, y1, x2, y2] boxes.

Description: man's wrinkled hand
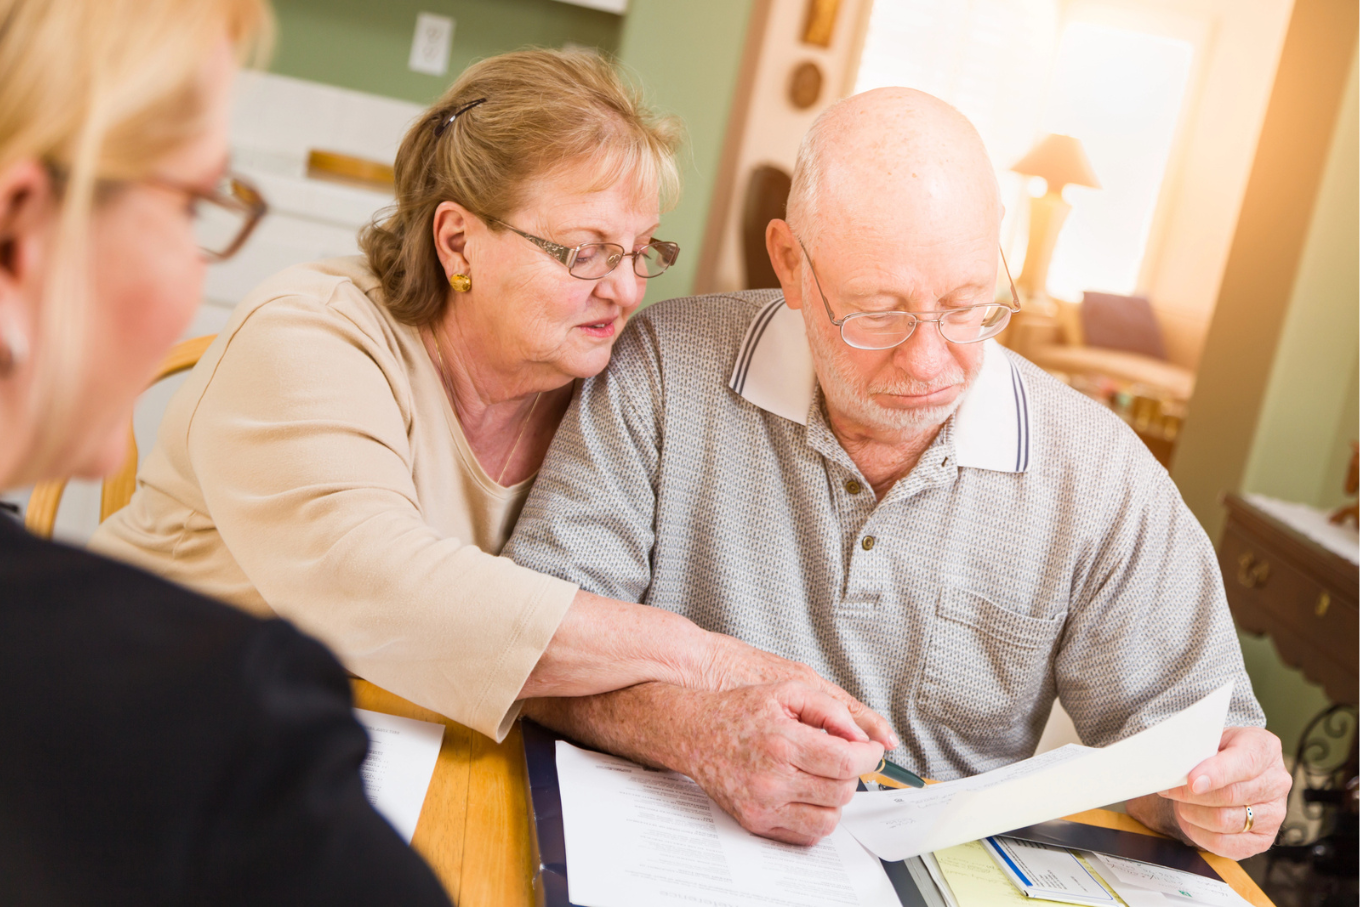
[[1133, 726, 1291, 860], [673, 680, 885, 846], [691, 634, 899, 751]]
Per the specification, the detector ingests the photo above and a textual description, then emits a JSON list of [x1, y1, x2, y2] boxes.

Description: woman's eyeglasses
[[44, 163, 268, 263], [147, 172, 268, 262], [486, 216, 680, 280]]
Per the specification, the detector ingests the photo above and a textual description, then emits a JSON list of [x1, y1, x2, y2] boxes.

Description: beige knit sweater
[[91, 256, 578, 741]]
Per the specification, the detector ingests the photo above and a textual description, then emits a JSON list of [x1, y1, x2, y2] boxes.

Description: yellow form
[[934, 841, 1130, 907], [935, 841, 1034, 905]]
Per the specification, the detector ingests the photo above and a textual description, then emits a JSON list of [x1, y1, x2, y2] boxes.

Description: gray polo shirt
[[506, 291, 1264, 781]]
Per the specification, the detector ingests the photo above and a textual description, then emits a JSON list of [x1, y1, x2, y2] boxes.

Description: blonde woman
[[0, 0, 451, 902], [93, 50, 895, 750]]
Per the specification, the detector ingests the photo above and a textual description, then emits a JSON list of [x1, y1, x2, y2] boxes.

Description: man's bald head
[[768, 88, 1008, 446], [786, 88, 1002, 249]]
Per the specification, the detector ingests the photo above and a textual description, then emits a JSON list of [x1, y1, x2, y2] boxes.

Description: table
[[352, 680, 534, 906], [351, 680, 1275, 907]]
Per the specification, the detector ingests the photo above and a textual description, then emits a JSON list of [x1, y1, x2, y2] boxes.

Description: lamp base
[[1016, 190, 1070, 302]]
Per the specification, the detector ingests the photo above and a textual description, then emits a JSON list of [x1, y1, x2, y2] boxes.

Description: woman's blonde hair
[[0, 0, 270, 477], [360, 48, 683, 327]]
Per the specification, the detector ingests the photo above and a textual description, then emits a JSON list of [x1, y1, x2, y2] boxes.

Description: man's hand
[[524, 679, 885, 847], [1128, 726, 1292, 859], [672, 681, 885, 845], [692, 633, 900, 751], [519, 592, 897, 761]]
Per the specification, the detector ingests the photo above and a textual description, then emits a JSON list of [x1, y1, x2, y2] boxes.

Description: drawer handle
[[1236, 553, 1271, 589], [1316, 591, 1331, 618]]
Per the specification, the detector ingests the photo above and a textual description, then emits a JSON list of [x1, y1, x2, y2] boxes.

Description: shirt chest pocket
[[917, 586, 1067, 733]]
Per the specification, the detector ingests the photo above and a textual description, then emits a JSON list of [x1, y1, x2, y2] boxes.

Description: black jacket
[[0, 515, 452, 906]]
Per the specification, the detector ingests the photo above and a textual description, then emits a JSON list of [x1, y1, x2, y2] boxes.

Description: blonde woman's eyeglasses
[[144, 172, 268, 262], [45, 161, 268, 263]]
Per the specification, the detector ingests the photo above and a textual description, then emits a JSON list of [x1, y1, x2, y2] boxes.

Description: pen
[[865, 757, 925, 789]]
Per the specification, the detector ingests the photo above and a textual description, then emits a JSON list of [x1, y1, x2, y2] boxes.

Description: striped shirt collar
[[727, 297, 1032, 473]]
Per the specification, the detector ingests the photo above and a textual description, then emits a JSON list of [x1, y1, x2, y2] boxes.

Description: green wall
[[269, 0, 622, 105], [265, 0, 757, 302], [1237, 630, 1331, 756], [1171, 1, 1358, 546], [1240, 46, 1359, 512], [615, 0, 756, 302], [1235, 46, 1358, 752]]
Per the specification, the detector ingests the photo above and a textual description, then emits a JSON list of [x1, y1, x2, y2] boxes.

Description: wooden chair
[[24, 334, 217, 539], [740, 164, 791, 291]]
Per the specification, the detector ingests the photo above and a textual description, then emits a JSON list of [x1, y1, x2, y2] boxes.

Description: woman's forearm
[[516, 592, 898, 757], [516, 590, 712, 699]]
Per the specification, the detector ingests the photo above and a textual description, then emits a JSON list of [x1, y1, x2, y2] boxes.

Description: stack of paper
[[551, 683, 1241, 907], [354, 708, 445, 843], [922, 837, 1254, 907], [982, 837, 1118, 905], [1081, 853, 1255, 907], [555, 741, 903, 907]]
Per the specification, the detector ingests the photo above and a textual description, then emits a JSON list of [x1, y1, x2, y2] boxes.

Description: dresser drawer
[[1220, 523, 1358, 705]]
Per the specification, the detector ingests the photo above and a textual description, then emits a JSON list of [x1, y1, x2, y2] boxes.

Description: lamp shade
[[1011, 134, 1101, 193]]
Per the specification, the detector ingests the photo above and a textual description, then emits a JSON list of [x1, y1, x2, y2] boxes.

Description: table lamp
[[1010, 134, 1101, 301]]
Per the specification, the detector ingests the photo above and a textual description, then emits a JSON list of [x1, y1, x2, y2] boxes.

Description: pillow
[[1080, 291, 1167, 360]]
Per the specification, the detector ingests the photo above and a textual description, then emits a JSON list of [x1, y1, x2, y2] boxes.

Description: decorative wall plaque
[[788, 61, 824, 109]]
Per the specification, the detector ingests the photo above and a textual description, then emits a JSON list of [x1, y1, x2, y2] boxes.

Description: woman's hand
[[519, 590, 898, 752]]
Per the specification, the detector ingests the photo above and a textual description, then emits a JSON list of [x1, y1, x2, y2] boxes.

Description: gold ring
[[1239, 805, 1255, 834]]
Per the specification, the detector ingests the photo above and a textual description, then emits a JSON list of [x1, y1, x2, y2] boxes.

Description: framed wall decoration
[[801, 0, 840, 47]]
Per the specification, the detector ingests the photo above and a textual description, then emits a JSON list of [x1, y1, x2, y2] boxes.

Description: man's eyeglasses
[[797, 237, 1021, 351], [150, 173, 268, 262], [486, 216, 680, 280]]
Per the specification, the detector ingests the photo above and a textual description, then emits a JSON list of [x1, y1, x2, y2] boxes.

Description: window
[[853, 1, 1199, 301], [853, 0, 1060, 255], [1042, 21, 1194, 299]]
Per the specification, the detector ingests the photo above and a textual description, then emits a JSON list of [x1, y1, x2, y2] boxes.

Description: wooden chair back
[[24, 334, 217, 539], [741, 164, 791, 291]]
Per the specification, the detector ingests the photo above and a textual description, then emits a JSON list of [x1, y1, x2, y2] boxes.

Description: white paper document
[[842, 682, 1234, 860], [1085, 852, 1253, 907], [353, 708, 445, 843], [555, 740, 901, 907], [984, 837, 1117, 905]]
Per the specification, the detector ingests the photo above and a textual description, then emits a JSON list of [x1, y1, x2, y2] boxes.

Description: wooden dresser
[[1219, 492, 1358, 706]]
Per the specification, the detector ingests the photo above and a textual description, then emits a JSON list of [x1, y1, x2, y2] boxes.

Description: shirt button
[[846, 479, 863, 495], [862, 536, 876, 551]]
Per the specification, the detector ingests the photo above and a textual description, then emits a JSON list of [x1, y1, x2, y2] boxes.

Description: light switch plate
[[408, 13, 454, 76], [550, 0, 628, 12]]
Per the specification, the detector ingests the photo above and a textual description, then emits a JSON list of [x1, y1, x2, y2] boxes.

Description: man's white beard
[[807, 321, 981, 435]]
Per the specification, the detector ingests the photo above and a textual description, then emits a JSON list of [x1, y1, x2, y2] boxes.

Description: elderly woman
[[0, 0, 451, 901], [92, 49, 891, 745]]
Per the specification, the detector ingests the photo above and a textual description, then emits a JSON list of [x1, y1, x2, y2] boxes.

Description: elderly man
[[505, 88, 1290, 858]]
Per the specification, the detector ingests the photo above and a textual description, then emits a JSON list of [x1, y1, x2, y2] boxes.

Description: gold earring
[[0, 317, 27, 379], [449, 273, 472, 293]]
